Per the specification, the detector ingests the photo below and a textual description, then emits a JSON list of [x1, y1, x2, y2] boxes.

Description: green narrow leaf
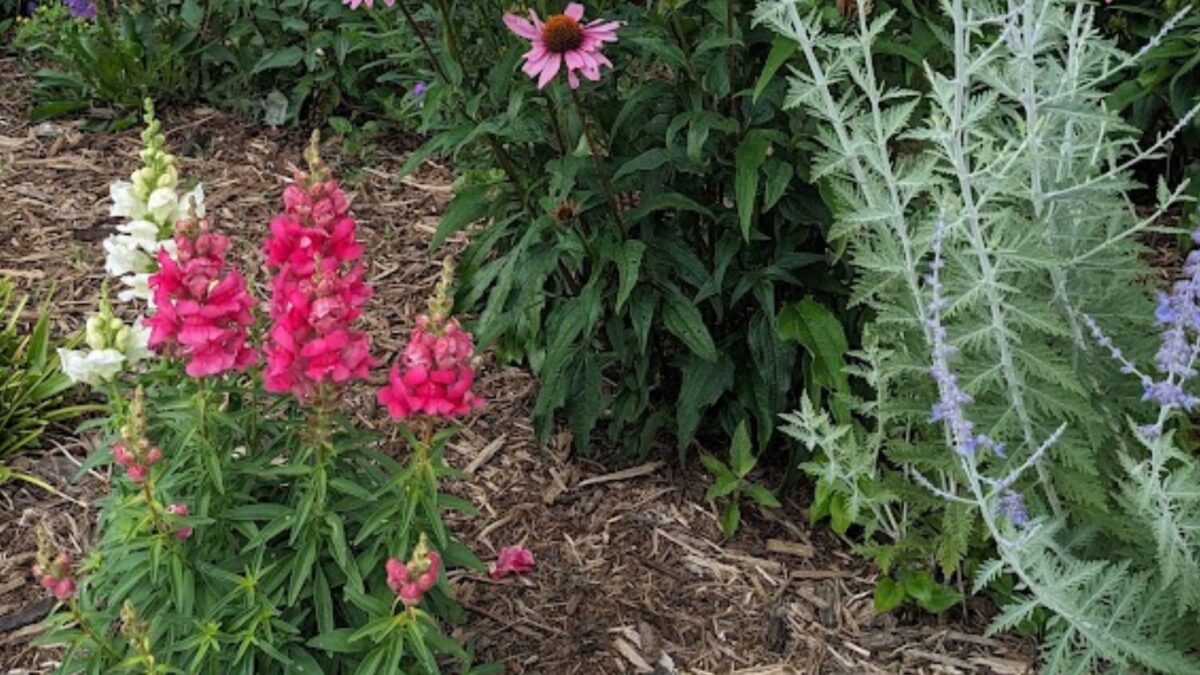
[[676, 355, 734, 453], [662, 288, 717, 362], [432, 184, 492, 249], [729, 421, 755, 478], [743, 483, 781, 509], [615, 240, 646, 312], [753, 36, 798, 102], [720, 501, 741, 537], [251, 47, 304, 74], [735, 131, 772, 240]]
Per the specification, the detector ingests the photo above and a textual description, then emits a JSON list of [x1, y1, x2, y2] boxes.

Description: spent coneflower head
[[504, 3, 621, 89], [552, 199, 581, 225]]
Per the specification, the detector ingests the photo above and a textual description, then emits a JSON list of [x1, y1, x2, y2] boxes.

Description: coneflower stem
[[568, 87, 626, 240]]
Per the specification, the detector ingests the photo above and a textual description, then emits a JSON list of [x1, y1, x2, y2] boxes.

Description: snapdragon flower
[[104, 100, 205, 304], [58, 291, 151, 387], [378, 259, 484, 420], [385, 534, 441, 607], [144, 217, 257, 378], [262, 135, 375, 401]]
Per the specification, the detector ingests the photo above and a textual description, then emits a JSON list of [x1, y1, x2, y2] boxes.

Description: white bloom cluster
[[58, 301, 151, 387], [103, 100, 205, 304]]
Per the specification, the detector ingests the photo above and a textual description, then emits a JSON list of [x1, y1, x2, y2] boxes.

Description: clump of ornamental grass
[[36, 134, 492, 674], [762, 0, 1200, 670]]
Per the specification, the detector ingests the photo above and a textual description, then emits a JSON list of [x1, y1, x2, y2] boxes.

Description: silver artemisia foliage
[[760, 0, 1200, 671]]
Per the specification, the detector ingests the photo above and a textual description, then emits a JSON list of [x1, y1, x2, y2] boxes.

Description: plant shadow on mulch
[[0, 60, 1035, 674]]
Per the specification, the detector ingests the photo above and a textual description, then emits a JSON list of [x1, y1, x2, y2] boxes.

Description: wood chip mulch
[[0, 58, 1036, 674]]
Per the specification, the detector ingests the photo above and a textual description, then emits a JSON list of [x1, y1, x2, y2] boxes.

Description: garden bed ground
[[0, 60, 1035, 674]]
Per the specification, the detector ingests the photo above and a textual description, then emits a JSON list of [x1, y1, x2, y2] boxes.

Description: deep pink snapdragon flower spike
[[489, 545, 535, 580], [378, 260, 484, 420], [145, 217, 257, 378], [504, 3, 621, 89], [263, 133, 375, 402]]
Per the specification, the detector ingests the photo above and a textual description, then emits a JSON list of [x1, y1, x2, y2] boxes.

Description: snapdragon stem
[[70, 599, 121, 661]]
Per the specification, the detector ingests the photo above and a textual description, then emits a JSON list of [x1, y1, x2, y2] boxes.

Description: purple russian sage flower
[[411, 81, 428, 98], [63, 0, 96, 20], [923, 217, 1004, 459], [998, 490, 1029, 527]]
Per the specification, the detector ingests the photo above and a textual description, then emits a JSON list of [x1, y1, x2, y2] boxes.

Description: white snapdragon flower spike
[[59, 300, 155, 388], [57, 348, 127, 387], [103, 99, 205, 305], [118, 273, 154, 304], [103, 235, 154, 279], [109, 181, 146, 220]]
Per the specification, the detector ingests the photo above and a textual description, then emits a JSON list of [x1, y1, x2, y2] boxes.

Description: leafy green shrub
[[12, 0, 431, 126], [0, 280, 95, 466], [13, 2, 194, 121], [1104, 1, 1200, 198], [370, 0, 847, 461], [762, 0, 1200, 670]]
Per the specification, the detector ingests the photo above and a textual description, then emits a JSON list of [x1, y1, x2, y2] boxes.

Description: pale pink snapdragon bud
[[384, 536, 442, 608], [167, 503, 193, 540], [32, 544, 76, 602]]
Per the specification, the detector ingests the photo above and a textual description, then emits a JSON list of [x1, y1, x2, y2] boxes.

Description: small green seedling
[[701, 421, 781, 537]]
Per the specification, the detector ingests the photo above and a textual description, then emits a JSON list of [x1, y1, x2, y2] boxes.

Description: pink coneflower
[[504, 3, 621, 89]]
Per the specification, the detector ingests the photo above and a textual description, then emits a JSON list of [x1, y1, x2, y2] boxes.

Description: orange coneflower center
[[542, 14, 585, 53]]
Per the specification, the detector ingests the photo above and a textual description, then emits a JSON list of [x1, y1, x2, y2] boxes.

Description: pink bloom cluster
[[167, 502, 193, 541], [378, 314, 484, 420], [386, 549, 442, 607], [489, 545, 535, 580], [32, 551, 76, 601], [263, 171, 374, 401], [145, 218, 256, 378], [113, 440, 163, 483], [504, 3, 621, 89]]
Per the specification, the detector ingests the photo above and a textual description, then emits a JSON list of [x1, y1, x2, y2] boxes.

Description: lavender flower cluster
[[25, 0, 95, 20], [1086, 227, 1200, 437], [921, 217, 1039, 528]]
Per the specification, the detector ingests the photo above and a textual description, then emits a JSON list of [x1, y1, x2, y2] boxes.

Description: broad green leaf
[[873, 577, 907, 614], [676, 354, 734, 453], [777, 298, 850, 395], [613, 148, 672, 183], [828, 493, 852, 535]]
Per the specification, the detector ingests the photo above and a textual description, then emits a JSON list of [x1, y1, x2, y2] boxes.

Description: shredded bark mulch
[[0, 58, 1035, 674]]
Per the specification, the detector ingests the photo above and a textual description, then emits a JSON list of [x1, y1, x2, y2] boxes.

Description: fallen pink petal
[[489, 545, 535, 580]]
